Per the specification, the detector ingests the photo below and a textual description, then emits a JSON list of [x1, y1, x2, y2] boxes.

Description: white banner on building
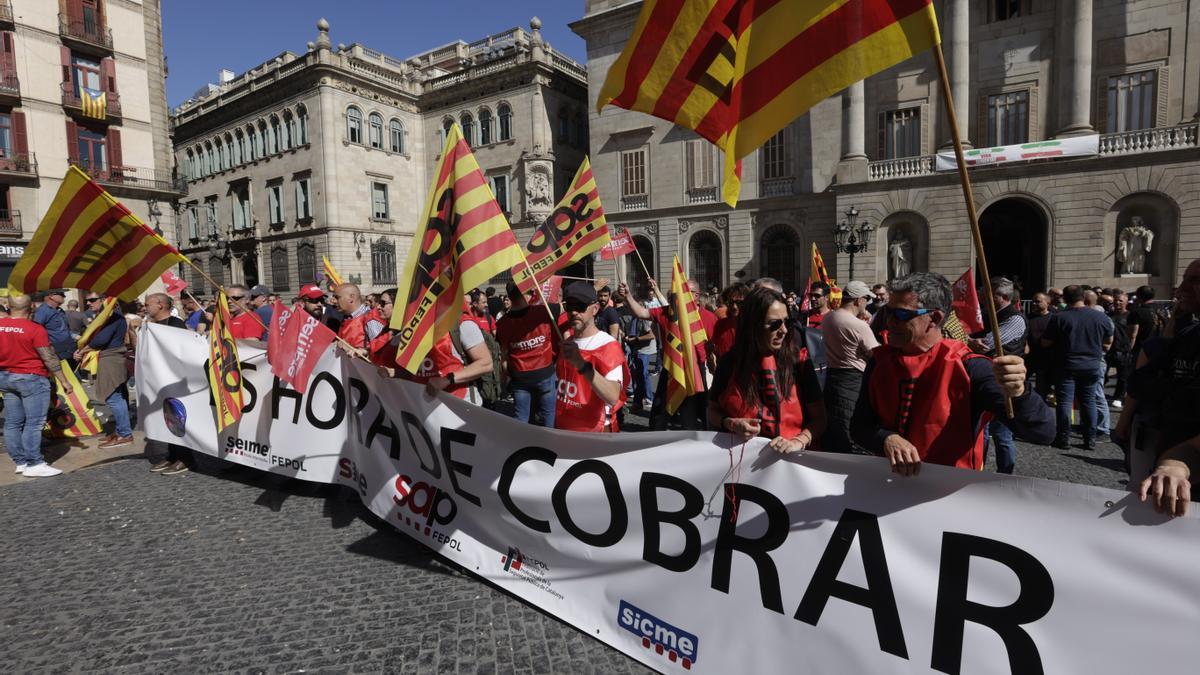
[[935, 135, 1099, 171], [137, 324, 1200, 675]]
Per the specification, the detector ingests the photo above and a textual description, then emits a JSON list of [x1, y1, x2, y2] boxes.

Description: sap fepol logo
[[617, 600, 698, 669], [163, 398, 187, 437]]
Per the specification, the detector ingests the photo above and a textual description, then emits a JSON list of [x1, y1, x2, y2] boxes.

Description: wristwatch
[[447, 371, 456, 385]]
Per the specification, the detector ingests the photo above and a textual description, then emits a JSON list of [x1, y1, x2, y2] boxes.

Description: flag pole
[[518, 257, 565, 341], [631, 244, 667, 305], [932, 42, 1013, 418]]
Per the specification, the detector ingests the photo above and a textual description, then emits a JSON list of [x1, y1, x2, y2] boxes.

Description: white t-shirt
[[573, 330, 624, 383]]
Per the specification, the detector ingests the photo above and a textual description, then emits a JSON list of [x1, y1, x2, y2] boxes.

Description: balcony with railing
[[0, 210, 20, 238], [867, 155, 936, 181], [686, 186, 719, 204], [61, 81, 121, 120], [0, 151, 36, 179], [759, 177, 796, 198], [78, 163, 187, 198], [621, 194, 649, 211], [59, 13, 113, 53], [0, 71, 18, 104]]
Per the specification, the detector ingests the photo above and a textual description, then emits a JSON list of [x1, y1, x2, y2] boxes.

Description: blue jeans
[[1055, 367, 1100, 445], [511, 374, 556, 428], [631, 352, 653, 406], [106, 387, 133, 438], [988, 419, 1016, 474], [1093, 363, 1110, 435], [0, 371, 52, 467]]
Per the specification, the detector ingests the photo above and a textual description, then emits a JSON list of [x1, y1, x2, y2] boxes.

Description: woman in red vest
[[708, 287, 826, 453]]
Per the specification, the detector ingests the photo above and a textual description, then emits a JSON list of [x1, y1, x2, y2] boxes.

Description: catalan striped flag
[[7, 166, 187, 301], [207, 292, 245, 432], [44, 361, 103, 438], [597, 0, 941, 206], [322, 255, 344, 289], [390, 123, 526, 373], [809, 242, 842, 309], [80, 86, 107, 120], [76, 296, 117, 349], [664, 256, 709, 414], [513, 157, 611, 293]]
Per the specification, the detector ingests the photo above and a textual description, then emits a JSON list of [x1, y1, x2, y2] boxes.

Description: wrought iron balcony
[[0, 210, 20, 238], [59, 14, 113, 52], [61, 81, 121, 119], [78, 163, 187, 197], [621, 194, 649, 211], [0, 72, 19, 102], [0, 151, 35, 178]]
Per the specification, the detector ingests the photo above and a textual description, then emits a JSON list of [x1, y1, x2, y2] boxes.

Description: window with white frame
[[621, 148, 647, 197], [267, 182, 283, 225], [368, 112, 383, 149], [489, 175, 509, 213], [347, 106, 363, 144], [281, 112, 294, 150], [295, 177, 311, 220], [879, 107, 922, 159], [389, 119, 405, 153], [1107, 70, 1157, 133], [685, 139, 716, 190], [268, 117, 280, 154], [498, 103, 512, 141], [986, 90, 1029, 146], [760, 127, 793, 179], [371, 182, 389, 220], [479, 109, 492, 145]]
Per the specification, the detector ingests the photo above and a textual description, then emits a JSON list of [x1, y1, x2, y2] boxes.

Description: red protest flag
[[268, 301, 335, 394], [952, 267, 984, 334], [599, 227, 636, 261], [539, 275, 565, 304], [161, 269, 188, 295]]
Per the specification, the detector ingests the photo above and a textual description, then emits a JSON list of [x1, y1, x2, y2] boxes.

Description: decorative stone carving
[[1117, 217, 1155, 275], [715, 216, 728, 230], [679, 219, 690, 232], [888, 234, 913, 279]]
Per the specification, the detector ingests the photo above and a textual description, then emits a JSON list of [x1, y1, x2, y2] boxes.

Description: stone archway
[[687, 229, 723, 292], [759, 223, 801, 291], [978, 197, 1049, 295]]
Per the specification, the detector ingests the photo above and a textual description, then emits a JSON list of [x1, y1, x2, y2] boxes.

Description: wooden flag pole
[[631, 244, 668, 305], [518, 257, 565, 341], [932, 41, 1013, 418]]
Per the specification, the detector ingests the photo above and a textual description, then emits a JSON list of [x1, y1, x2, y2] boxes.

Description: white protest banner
[[137, 323, 1200, 675], [935, 135, 1099, 172]]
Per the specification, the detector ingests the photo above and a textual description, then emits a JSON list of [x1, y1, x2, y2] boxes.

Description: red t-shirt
[[464, 312, 495, 336], [229, 312, 264, 340], [496, 305, 559, 381], [711, 316, 737, 358], [806, 310, 829, 329], [0, 317, 51, 376]]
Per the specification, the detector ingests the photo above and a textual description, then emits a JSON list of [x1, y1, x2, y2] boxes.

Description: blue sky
[[163, 1, 589, 107]]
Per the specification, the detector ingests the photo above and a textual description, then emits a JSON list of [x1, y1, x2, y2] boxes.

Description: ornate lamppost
[[834, 206, 870, 281]]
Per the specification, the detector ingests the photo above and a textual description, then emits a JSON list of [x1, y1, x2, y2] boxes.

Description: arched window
[[296, 104, 309, 144], [558, 107, 569, 142], [296, 242, 316, 284], [196, 148, 205, 177], [281, 111, 294, 149], [368, 112, 384, 149], [256, 121, 268, 156], [232, 131, 244, 165], [371, 238, 397, 285], [760, 225, 800, 292], [213, 139, 224, 171], [389, 119, 405, 153], [246, 125, 258, 161], [346, 106, 363, 144], [478, 108, 492, 145], [185, 150, 194, 180], [441, 117, 454, 147], [688, 230, 723, 291], [460, 113, 474, 147], [203, 142, 213, 174], [271, 245, 290, 291], [223, 133, 234, 168], [498, 103, 512, 141], [269, 115, 281, 154]]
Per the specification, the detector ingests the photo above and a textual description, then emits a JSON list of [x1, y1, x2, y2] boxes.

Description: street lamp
[[834, 206, 871, 281]]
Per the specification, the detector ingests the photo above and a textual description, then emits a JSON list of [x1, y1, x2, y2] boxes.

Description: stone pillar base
[[1055, 124, 1096, 138], [836, 156, 869, 184]]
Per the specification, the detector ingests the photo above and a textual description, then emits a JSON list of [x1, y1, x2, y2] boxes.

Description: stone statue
[[1117, 217, 1154, 275], [528, 171, 552, 207], [888, 234, 913, 279]]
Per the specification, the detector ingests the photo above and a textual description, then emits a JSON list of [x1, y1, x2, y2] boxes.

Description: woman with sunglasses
[[708, 287, 826, 453]]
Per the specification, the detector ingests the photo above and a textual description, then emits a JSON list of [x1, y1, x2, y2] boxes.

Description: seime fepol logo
[[617, 600, 698, 670]]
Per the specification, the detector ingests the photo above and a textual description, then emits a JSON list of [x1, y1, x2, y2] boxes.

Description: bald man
[[335, 283, 385, 350]]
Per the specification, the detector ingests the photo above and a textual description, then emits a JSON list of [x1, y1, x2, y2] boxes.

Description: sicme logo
[[617, 600, 699, 670]]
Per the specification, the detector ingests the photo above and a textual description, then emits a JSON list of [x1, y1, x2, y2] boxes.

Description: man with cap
[[299, 284, 326, 321], [555, 282, 628, 433], [32, 289, 75, 366], [248, 284, 273, 340], [821, 280, 880, 452]]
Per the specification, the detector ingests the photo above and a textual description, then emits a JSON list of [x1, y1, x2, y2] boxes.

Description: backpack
[[450, 323, 503, 405]]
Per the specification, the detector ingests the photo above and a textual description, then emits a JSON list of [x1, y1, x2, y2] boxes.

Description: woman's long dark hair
[[728, 286, 796, 408]]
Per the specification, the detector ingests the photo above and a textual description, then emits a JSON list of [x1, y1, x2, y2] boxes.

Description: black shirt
[[711, 352, 822, 407], [1042, 307, 1113, 371], [1128, 305, 1158, 352], [1108, 310, 1131, 355], [154, 316, 188, 329], [596, 306, 622, 335]]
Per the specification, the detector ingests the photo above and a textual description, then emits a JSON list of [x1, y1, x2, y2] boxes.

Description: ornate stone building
[[573, 0, 1200, 298], [0, 0, 180, 291], [170, 18, 588, 297]]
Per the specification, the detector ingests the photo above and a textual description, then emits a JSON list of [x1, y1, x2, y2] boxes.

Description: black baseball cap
[[249, 284, 270, 298], [563, 282, 598, 305]]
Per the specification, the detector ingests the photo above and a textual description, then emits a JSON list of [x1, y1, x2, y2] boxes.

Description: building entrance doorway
[[978, 198, 1047, 296]]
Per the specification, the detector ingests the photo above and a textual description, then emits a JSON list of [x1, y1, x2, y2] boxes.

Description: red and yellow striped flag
[[597, 0, 941, 206], [76, 296, 117, 349], [44, 361, 103, 438], [809, 242, 843, 308], [207, 291, 245, 432], [7, 166, 187, 300], [664, 256, 709, 414], [322, 255, 344, 289], [390, 123, 525, 373], [513, 157, 611, 293]]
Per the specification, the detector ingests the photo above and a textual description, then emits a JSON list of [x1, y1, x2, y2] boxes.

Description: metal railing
[[867, 155, 935, 181], [61, 81, 121, 117], [58, 14, 113, 51], [759, 177, 796, 198], [0, 210, 20, 237], [79, 163, 185, 195], [621, 194, 649, 211], [1099, 122, 1199, 156], [0, 151, 36, 176], [0, 72, 18, 98]]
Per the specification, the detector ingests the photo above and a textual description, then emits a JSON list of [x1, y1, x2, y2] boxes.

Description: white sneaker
[[14, 464, 26, 474], [22, 463, 63, 477], [1111, 400, 1123, 410]]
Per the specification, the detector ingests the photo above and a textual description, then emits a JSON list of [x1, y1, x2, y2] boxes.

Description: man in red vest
[[335, 283, 384, 351], [851, 272, 1054, 475], [555, 282, 628, 433]]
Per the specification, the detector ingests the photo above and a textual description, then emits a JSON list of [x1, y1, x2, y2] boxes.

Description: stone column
[[836, 80, 868, 183], [1057, 0, 1095, 136], [943, 0, 971, 148]]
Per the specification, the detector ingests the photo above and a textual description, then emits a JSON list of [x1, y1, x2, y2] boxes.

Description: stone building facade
[[170, 19, 588, 298], [572, 0, 1200, 299], [0, 0, 180, 291]]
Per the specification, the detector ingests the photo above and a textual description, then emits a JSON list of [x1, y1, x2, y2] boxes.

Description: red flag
[[268, 301, 336, 393], [599, 227, 636, 261], [161, 269, 188, 295], [952, 268, 984, 334], [539, 276, 564, 304]]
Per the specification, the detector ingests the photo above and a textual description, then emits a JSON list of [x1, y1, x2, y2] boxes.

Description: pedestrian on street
[[367, 287, 400, 369], [1107, 291, 1133, 407], [618, 285, 657, 414], [182, 294, 208, 333], [851, 273, 1054, 475], [75, 293, 134, 449], [142, 293, 191, 475], [226, 285, 263, 340], [803, 282, 832, 329], [821, 280, 879, 453], [496, 282, 560, 427], [249, 284, 273, 339], [756, 277, 829, 392], [867, 284, 889, 315], [334, 283, 384, 352], [1025, 292, 1054, 397], [709, 286, 826, 453], [64, 299, 86, 340], [298, 284, 325, 321], [1041, 285, 1113, 451], [32, 288, 75, 367], [403, 314, 494, 407], [1, 294, 75, 477], [623, 279, 709, 430], [709, 282, 749, 363], [966, 277, 1028, 474], [554, 283, 628, 433]]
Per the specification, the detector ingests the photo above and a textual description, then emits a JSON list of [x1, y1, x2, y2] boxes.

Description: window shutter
[[0, 32, 14, 74], [66, 120, 80, 165], [12, 111, 27, 157], [876, 110, 886, 159], [1155, 66, 1170, 128], [60, 45, 72, 84], [106, 127, 122, 168], [67, 0, 85, 22], [1094, 75, 1109, 134], [101, 57, 116, 93]]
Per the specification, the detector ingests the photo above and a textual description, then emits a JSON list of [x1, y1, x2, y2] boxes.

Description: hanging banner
[[136, 323, 1200, 675], [935, 135, 1100, 171]]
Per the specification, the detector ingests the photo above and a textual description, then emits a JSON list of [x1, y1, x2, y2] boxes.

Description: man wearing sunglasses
[[75, 293, 135, 449], [851, 272, 1054, 476], [555, 283, 628, 433], [803, 281, 832, 329], [225, 284, 264, 340]]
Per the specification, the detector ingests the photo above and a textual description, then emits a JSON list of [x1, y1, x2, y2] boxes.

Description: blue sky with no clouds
[[163, 1, 589, 107]]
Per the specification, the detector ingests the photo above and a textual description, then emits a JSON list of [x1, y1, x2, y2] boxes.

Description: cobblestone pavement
[[0, 395, 1130, 673]]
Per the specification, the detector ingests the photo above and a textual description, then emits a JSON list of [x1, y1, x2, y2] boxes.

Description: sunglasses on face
[[808, 293, 824, 299], [229, 295, 247, 301], [564, 300, 590, 313], [86, 297, 101, 302], [891, 307, 932, 321], [764, 318, 786, 332]]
